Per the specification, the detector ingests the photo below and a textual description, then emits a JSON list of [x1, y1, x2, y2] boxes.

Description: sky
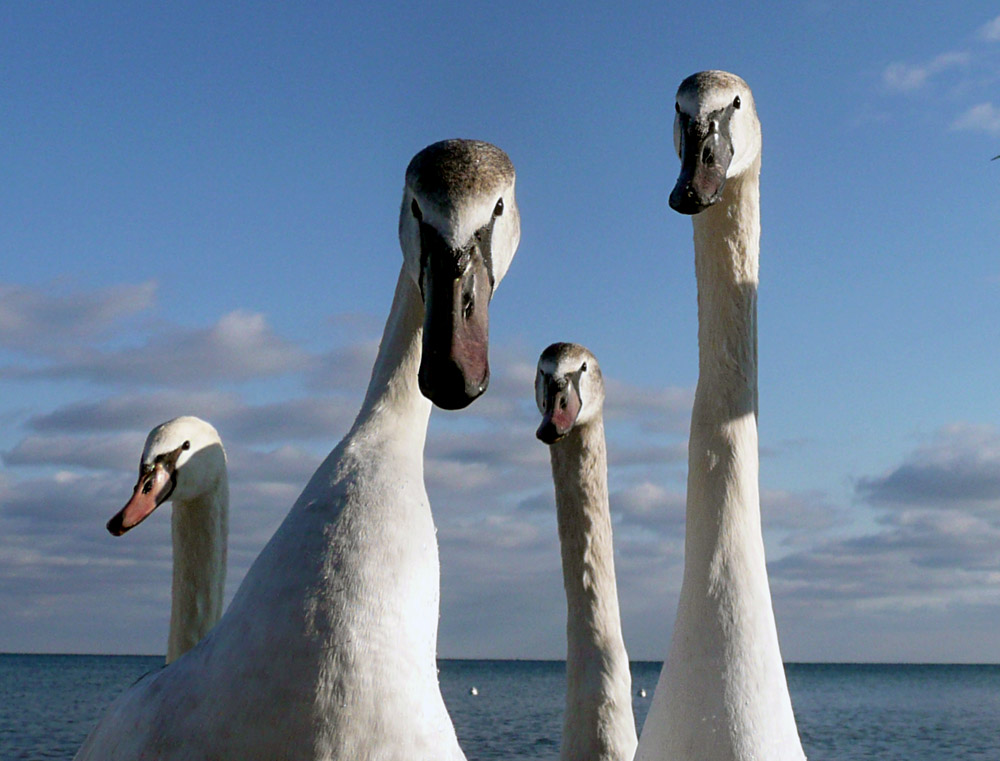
[[1, 2, 999, 663]]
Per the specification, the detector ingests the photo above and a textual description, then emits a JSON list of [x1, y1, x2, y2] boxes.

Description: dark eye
[[733, 95, 741, 109], [493, 198, 504, 217], [182, 441, 191, 450], [411, 199, 422, 222], [675, 102, 680, 113], [581, 362, 587, 372]]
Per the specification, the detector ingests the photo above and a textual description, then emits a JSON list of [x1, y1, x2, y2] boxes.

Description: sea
[[1, 655, 998, 760]]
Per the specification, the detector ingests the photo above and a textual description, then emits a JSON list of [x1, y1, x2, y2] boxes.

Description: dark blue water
[[2, 655, 998, 760]]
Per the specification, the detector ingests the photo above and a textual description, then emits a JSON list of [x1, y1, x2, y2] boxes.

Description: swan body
[[635, 72, 806, 761], [536, 343, 638, 761], [106, 416, 228, 664], [76, 139, 520, 761]]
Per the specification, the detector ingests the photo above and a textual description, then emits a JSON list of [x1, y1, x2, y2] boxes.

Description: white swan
[[75, 139, 520, 761], [106, 416, 228, 664], [535, 343, 638, 761], [635, 72, 806, 761]]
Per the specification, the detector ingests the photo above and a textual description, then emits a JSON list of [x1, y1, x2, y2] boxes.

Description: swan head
[[669, 70, 761, 214], [399, 139, 520, 410], [535, 343, 604, 445], [107, 416, 226, 536]]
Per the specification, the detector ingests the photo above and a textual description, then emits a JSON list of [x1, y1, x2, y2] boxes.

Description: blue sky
[[2, 2, 999, 662]]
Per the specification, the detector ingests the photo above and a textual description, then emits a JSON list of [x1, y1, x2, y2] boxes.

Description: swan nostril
[[701, 145, 713, 165]]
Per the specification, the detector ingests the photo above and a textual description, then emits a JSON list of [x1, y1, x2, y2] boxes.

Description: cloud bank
[[3, 281, 1000, 661]]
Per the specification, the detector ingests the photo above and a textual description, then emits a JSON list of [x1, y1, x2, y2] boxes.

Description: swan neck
[[549, 417, 636, 761], [636, 153, 804, 761], [692, 157, 760, 422], [167, 475, 228, 664], [351, 267, 431, 449], [550, 419, 622, 643], [686, 158, 762, 549]]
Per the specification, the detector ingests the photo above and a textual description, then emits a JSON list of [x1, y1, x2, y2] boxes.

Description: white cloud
[[857, 423, 1000, 507], [613, 481, 685, 529], [762, 423, 1000, 659], [882, 51, 970, 92], [761, 488, 844, 546], [2, 310, 313, 387], [227, 444, 322, 487], [604, 380, 693, 434], [771, 506, 1000, 607], [951, 102, 1000, 135], [18, 362, 1000, 659], [608, 442, 687, 468], [0, 470, 125, 533], [878, 17, 1000, 148], [0, 289, 714, 658], [0, 281, 156, 355], [305, 341, 380, 394], [427, 427, 547, 470], [27, 391, 241, 433], [3, 432, 140, 471], [0, 427, 315, 654], [979, 14, 1000, 42], [215, 397, 360, 443], [27, 391, 361, 445]]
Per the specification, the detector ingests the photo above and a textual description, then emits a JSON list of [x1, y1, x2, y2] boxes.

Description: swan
[[535, 343, 638, 761], [106, 416, 228, 664], [75, 139, 520, 761], [634, 72, 806, 761]]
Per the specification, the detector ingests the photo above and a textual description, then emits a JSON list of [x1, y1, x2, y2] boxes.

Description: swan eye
[[493, 198, 504, 217], [182, 441, 191, 450], [581, 362, 587, 372], [410, 199, 422, 222], [733, 95, 741, 109], [674, 102, 680, 113]]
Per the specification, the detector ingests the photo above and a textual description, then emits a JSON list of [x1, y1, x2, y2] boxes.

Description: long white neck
[[691, 156, 760, 424], [167, 475, 228, 664], [336, 267, 431, 461], [686, 158, 762, 580], [295, 267, 432, 514], [549, 416, 637, 761], [292, 264, 437, 663], [637, 156, 805, 761]]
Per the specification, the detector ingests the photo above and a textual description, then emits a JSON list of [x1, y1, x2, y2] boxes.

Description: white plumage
[[536, 343, 638, 761], [106, 416, 228, 665], [76, 139, 520, 761], [636, 72, 807, 761]]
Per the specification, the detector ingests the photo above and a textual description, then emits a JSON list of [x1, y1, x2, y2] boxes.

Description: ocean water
[[1, 655, 998, 760]]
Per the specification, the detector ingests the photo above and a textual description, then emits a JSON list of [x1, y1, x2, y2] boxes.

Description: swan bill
[[107, 464, 175, 536], [405, 138, 516, 410], [670, 110, 735, 215], [418, 221, 494, 411], [536, 378, 582, 444]]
